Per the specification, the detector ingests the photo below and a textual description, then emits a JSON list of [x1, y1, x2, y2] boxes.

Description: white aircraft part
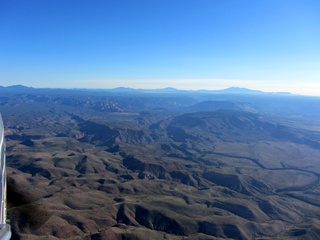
[[0, 114, 11, 240]]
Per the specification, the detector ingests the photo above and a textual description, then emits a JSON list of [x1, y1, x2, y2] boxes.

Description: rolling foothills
[[1, 85, 320, 239]]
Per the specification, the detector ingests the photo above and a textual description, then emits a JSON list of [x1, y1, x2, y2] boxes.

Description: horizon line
[[0, 84, 309, 97]]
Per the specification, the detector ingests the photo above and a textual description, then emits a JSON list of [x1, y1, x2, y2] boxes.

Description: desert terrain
[[1, 85, 320, 239]]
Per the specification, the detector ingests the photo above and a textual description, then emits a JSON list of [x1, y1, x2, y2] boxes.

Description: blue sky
[[0, 0, 319, 95]]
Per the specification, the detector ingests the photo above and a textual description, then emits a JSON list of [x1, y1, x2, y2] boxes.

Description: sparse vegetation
[[1, 86, 320, 239]]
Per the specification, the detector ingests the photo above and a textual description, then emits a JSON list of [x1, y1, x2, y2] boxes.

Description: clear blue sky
[[0, 0, 319, 95]]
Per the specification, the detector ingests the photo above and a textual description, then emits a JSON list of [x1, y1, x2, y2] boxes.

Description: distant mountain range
[[0, 85, 292, 95]]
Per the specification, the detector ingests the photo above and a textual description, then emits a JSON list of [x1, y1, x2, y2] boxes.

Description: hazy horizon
[[1, 82, 319, 97]]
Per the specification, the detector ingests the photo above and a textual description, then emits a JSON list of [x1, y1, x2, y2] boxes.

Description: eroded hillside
[[1, 88, 320, 239]]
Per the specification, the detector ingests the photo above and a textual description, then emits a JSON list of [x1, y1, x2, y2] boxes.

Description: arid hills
[[1, 86, 320, 239]]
